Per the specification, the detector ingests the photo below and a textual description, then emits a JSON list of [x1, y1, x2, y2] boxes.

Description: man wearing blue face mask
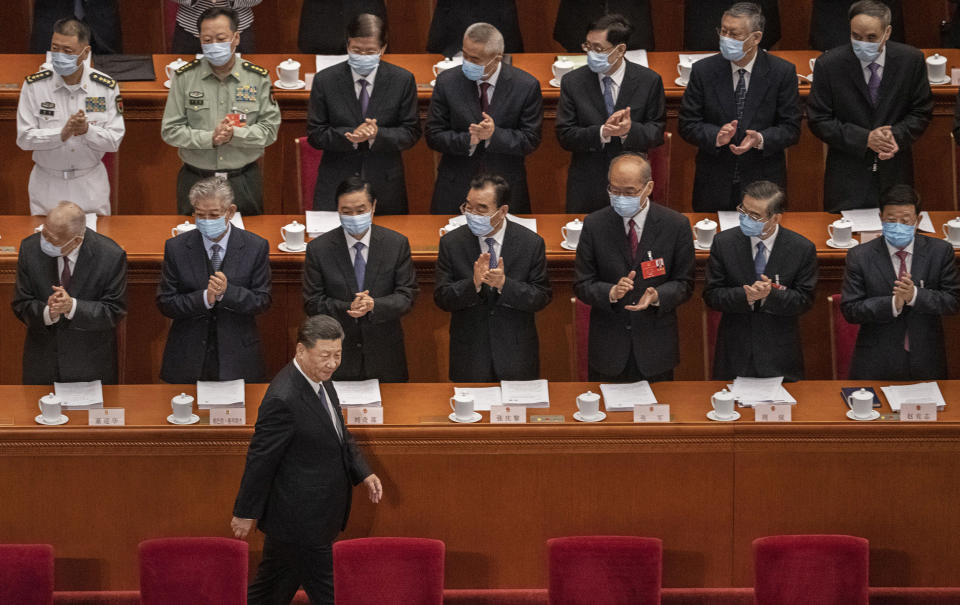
[[161, 7, 280, 216], [307, 14, 421, 215], [435, 174, 552, 381], [303, 177, 419, 382], [808, 0, 932, 212], [425, 22, 543, 214], [841, 185, 960, 380], [157, 176, 272, 384], [679, 2, 801, 212]]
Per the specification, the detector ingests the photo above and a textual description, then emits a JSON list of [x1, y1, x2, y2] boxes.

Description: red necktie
[[60, 258, 71, 292], [896, 249, 909, 351], [479, 82, 491, 113], [628, 219, 638, 260]]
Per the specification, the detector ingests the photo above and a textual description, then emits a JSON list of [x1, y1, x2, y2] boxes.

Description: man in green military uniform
[[161, 6, 280, 215]]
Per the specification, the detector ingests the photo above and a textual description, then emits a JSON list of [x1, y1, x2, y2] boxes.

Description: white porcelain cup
[[677, 62, 692, 84], [171, 221, 196, 237], [562, 219, 583, 246], [439, 222, 459, 237], [276, 58, 301, 86], [38, 393, 62, 423], [695, 218, 718, 248], [927, 53, 947, 82], [165, 58, 188, 81], [433, 58, 459, 77], [576, 391, 601, 419], [942, 217, 960, 244], [171, 393, 194, 422], [847, 389, 874, 419], [809, 57, 817, 75], [828, 219, 853, 245], [711, 390, 735, 420], [281, 220, 306, 249], [552, 59, 575, 81], [450, 395, 475, 421]]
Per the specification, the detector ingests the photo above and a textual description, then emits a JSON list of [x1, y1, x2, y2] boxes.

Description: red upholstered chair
[[753, 534, 869, 605], [548, 536, 662, 605], [102, 152, 118, 214], [571, 298, 590, 381], [139, 537, 248, 605], [0, 544, 54, 605], [827, 294, 859, 380], [295, 136, 324, 211], [162, 1, 179, 52], [648, 132, 672, 208], [333, 537, 445, 605]]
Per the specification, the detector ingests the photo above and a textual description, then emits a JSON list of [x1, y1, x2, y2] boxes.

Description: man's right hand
[[716, 120, 738, 147], [60, 111, 83, 141], [231, 516, 256, 539], [473, 253, 491, 290], [609, 270, 636, 302], [868, 126, 897, 155]]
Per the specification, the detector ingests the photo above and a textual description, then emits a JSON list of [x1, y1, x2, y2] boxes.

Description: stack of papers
[[880, 382, 946, 411], [678, 53, 718, 65], [556, 55, 587, 67], [85, 213, 98, 232], [729, 377, 796, 407], [315, 55, 348, 72], [840, 209, 883, 232], [305, 211, 341, 236], [230, 213, 245, 230], [453, 386, 501, 411], [624, 50, 649, 66], [332, 380, 382, 406], [506, 214, 538, 233], [197, 379, 245, 409], [500, 379, 549, 407], [599, 381, 658, 411], [717, 211, 740, 231], [54, 380, 104, 409]]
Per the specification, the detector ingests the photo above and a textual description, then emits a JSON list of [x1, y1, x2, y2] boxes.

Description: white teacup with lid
[[171, 221, 196, 237], [276, 58, 301, 86], [711, 389, 736, 420], [170, 393, 195, 424], [847, 388, 875, 420], [695, 218, 718, 248], [576, 390, 601, 420], [166, 58, 189, 81], [942, 217, 960, 245], [433, 57, 459, 77], [562, 219, 583, 247], [38, 393, 64, 424], [828, 218, 853, 246], [281, 220, 306, 250]]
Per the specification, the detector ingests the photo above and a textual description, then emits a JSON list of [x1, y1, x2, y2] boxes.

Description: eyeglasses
[[460, 202, 496, 216], [716, 28, 756, 41], [194, 212, 226, 221], [581, 43, 616, 54], [607, 185, 645, 197], [736, 204, 769, 223], [346, 47, 381, 56]]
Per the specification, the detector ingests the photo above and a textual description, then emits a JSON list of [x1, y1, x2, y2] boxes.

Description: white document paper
[[230, 213, 245, 230], [841, 208, 883, 232], [880, 382, 947, 411], [85, 213, 98, 232], [506, 214, 538, 233], [54, 380, 103, 408], [305, 211, 341, 235], [196, 379, 245, 409], [678, 53, 718, 65], [500, 379, 550, 407], [732, 376, 784, 401], [332, 379, 382, 406], [624, 50, 649, 66], [918, 211, 935, 233], [315, 54, 349, 72], [717, 211, 740, 231], [453, 386, 501, 411], [599, 381, 657, 411]]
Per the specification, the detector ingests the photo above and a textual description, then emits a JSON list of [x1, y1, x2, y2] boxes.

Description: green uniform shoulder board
[[242, 61, 268, 77], [90, 72, 116, 89], [176, 59, 201, 75], [25, 70, 53, 84]]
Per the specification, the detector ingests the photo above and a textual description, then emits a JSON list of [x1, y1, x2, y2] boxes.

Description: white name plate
[[88, 408, 125, 426], [900, 403, 937, 422], [210, 407, 246, 426], [490, 405, 527, 424], [634, 404, 670, 423], [346, 406, 383, 425], [754, 403, 792, 422]]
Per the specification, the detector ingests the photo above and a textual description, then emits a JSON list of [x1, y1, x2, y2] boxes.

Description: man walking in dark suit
[[679, 2, 801, 212], [810, 0, 904, 51], [156, 177, 271, 384], [841, 185, 960, 380], [684, 0, 780, 50], [556, 13, 665, 214], [304, 177, 419, 382], [554, 0, 654, 51], [427, 0, 523, 57], [703, 181, 818, 381], [232, 314, 383, 605], [425, 23, 542, 214], [307, 14, 421, 214], [574, 153, 695, 382], [298, 0, 387, 55], [807, 0, 933, 212], [434, 174, 552, 381], [12, 201, 126, 384]]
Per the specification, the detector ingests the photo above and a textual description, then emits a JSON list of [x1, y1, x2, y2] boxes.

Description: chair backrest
[[648, 132, 672, 208], [701, 306, 721, 380], [548, 536, 662, 605], [295, 136, 324, 211], [572, 298, 591, 382], [102, 152, 118, 214], [0, 544, 54, 605], [754, 534, 869, 605], [334, 537, 445, 605], [162, 1, 178, 52], [139, 537, 248, 605], [827, 294, 859, 380]]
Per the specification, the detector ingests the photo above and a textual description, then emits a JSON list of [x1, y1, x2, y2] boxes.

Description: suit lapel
[[363, 226, 386, 290], [732, 229, 758, 283], [614, 63, 639, 113], [460, 71, 483, 123], [606, 207, 634, 268], [339, 63, 364, 124], [67, 230, 96, 295], [909, 235, 932, 286], [585, 70, 609, 119], [634, 204, 661, 268], [738, 51, 772, 131], [364, 63, 389, 120], [218, 227, 246, 277], [871, 238, 899, 286], [296, 374, 341, 441], [488, 63, 513, 117], [874, 46, 902, 118], [761, 229, 786, 282], [842, 45, 875, 110], [335, 229, 361, 292], [712, 60, 738, 123], [185, 230, 212, 286]]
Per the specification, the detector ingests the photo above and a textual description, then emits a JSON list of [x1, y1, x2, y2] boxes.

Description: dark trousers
[[248, 535, 334, 605], [588, 347, 675, 383], [177, 163, 264, 215], [171, 23, 257, 54]]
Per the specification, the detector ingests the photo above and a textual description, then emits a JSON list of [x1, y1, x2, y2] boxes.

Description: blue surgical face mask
[[348, 52, 380, 77], [851, 38, 882, 63], [587, 50, 612, 74], [51, 51, 81, 77], [201, 41, 234, 67], [40, 233, 66, 257], [739, 213, 766, 237], [196, 217, 228, 240], [610, 194, 645, 218], [461, 59, 487, 82], [718, 35, 747, 63], [465, 211, 495, 236], [340, 211, 373, 236], [882, 221, 915, 248]]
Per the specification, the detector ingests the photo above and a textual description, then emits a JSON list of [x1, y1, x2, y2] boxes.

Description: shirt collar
[[54, 67, 88, 92], [598, 56, 627, 88], [201, 223, 232, 254], [351, 64, 379, 87], [481, 61, 503, 88], [293, 358, 322, 395], [858, 45, 887, 70], [731, 51, 758, 75], [885, 234, 916, 257], [478, 215, 508, 248], [621, 198, 651, 230], [750, 223, 779, 251], [201, 58, 241, 82], [345, 225, 372, 249], [65, 238, 82, 265]]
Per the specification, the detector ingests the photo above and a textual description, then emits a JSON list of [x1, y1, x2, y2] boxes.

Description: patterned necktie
[[867, 62, 881, 105], [210, 244, 222, 272], [896, 249, 910, 351], [479, 82, 491, 113], [627, 219, 638, 260], [755, 240, 767, 280], [485, 237, 497, 269], [358, 79, 369, 117], [353, 242, 366, 289], [60, 257, 72, 291], [602, 76, 615, 117], [733, 68, 747, 183], [317, 385, 343, 441]]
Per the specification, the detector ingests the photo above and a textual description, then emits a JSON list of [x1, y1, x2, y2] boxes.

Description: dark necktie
[[479, 82, 491, 113], [867, 62, 881, 105], [755, 241, 767, 280], [602, 76, 615, 117], [627, 219, 638, 260], [353, 242, 366, 289], [485, 237, 497, 269], [896, 249, 910, 351], [317, 385, 343, 441], [74, 0, 85, 19], [733, 68, 747, 183], [358, 79, 369, 117], [210, 243, 223, 272], [60, 257, 72, 291]]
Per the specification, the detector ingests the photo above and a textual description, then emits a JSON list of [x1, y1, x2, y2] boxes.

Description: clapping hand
[[743, 275, 773, 303], [729, 129, 762, 155], [609, 270, 636, 302], [893, 272, 914, 311], [468, 112, 495, 145], [347, 290, 375, 318], [207, 271, 228, 304], [47, 285, 73, 318], [213, 117, 234, 146], [481, 257, 505, 290], [624, 286, 658, 311], [602, 109, 631, 138], [345, 118, 378, 144], [60, 110, 86, 141], [716, 119, 738, 147]]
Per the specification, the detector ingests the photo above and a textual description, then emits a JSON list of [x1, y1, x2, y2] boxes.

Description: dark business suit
[[678, 50, 801, 212], [556, 62, 666, 213], [703, 226, 818, 382], [684, 0, 781, 51], [434, 221, 552, 381], [553, 0, 655, 52], [31, 0, 123, 54], [841, 235, 960, 380], [810, 0, 904, 52], [426, 0, 523, 57], [425, 63, 543, 214], [11, 229, 127, 385], [303, 225, 419, 382], [156, 227, 271, 384], [297, 0, 387, 55], [234, 362, 372, 604], [307, 61, 421, 214], [807, 42, 933, 212], [574, 204, 695, 380]]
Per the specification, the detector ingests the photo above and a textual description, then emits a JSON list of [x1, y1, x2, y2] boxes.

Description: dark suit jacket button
[[625, 325, 631, 331], [356, 343, 362, 348]]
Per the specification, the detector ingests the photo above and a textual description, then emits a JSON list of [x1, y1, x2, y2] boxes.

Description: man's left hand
[[49, 285, 73, 315], [468, 112, 495, 141], [894, 273, 914, 311], [363, 474, 383, 503], [231, 516, 256, 539], [481, 257, 505, 290], [624, 286, 658, 311], [729, 129, 762, 155], [73, 109, 88, 135]]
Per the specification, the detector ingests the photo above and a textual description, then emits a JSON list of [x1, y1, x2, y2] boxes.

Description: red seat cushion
[[0, 544, 54, 605], [753, 534, 869, 605], [334, 537, 445, 605], [548, 536, 662, 605], [138, 537, 247, 605]]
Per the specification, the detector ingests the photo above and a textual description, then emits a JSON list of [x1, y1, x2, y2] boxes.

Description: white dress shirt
[[201, 223, 231, 309], [42, 241, 81, 325], [885, 236, 918, 316], [293, 358, 343, 441], [749, 224, 779, 261], [598, 58, 627, 145], [346, 226, 372, 265]]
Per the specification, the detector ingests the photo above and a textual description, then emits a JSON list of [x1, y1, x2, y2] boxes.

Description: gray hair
[[47, 201, 87, 236], [849, 0, 892, 28], [188, 176, 235, 212], [724, 2, 765, 33], [742, 180, 786, 215], [609, 152, 652, 184], [298, 315, 345, 347], [464, 22, 504, 56]]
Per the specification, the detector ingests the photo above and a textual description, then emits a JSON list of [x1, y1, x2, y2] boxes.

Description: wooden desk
[[2, 381, 959, 590]]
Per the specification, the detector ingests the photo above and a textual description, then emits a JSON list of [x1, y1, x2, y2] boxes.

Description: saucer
[[707, 410, 740, 422], [573, 411, 606, 422], [847, 409, 880, 421], [274, 79, 305, 90], [929, 76, 952, 85], [674, 77, 688, 87], [167, 413, 200, 425], [826, 238, 858, 249], [549, 77, 562, 88], [449, 411, 481, 423], [278, 242, 306, 253], [163, 79, 171, 89], [35, 414, 68, 426], [800, 73, 814, 83], [946, 238, 960, 249], [560, 240, 578, 251], [694, 241, 713, 251]]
